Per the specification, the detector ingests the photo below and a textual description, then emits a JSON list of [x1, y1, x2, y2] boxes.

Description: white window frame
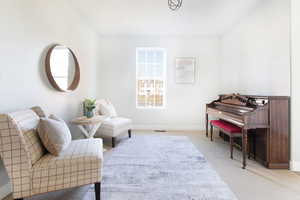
[[136, 47, 167, 109]]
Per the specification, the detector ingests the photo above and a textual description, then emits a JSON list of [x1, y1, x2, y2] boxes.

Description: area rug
[[102, 135, 238, 200]]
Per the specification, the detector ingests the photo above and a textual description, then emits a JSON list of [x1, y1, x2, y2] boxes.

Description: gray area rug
[[102, 135, 238, 200]]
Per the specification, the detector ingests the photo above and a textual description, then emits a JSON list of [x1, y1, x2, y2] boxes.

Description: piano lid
[[219, 93, 268, 108]]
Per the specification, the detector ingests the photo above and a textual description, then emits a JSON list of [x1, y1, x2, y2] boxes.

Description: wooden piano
[[206, 94, 290, 169]]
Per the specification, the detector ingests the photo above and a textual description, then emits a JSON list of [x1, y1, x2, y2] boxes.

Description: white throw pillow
[[99, 102, 117, 118], [38, 115, 72, 156]]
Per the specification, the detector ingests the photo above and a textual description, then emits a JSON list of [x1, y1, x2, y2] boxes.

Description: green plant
[[84, 98, 96, 111]]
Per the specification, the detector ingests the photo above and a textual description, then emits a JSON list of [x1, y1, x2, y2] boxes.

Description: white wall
[[96, 36, 220, 130], [291, 0, 300, 171], [220, 0, 290, 96], [0, 0, 99, 194], [219, 0, 294, 168], [0, 1, 295, 196]]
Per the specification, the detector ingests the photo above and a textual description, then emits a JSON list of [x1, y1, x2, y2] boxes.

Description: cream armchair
[[0, 107, 103, 200], [95, 99, 132, 147]]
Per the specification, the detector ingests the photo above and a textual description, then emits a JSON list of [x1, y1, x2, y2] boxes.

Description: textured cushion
[[99, 102, 117, 118], [32, 139, 103, 194], [95, 99, 108, 115], [38, 117, 72, 156], [31, 106, 47, 118], [95, 99, 117, 117], [97, 117, 132, 137], [210, 120, 241, 133]]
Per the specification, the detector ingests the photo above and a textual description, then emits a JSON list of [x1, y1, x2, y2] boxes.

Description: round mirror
[[45, 44, 80, 92]]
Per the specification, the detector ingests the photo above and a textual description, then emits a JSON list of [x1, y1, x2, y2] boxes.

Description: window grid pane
[[136, 48, 166, 108]]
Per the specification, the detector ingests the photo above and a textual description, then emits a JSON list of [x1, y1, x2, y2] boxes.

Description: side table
[[71, 116, 107, 138]]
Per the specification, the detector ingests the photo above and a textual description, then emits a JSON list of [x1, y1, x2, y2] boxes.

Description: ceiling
[[71, 0, 261, 36]]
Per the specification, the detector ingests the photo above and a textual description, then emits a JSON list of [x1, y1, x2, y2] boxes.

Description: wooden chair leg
[[112, 137, 116, 148], [95, 182, 101, 200], [210, 124, 213, 141], [230, 136, 233, 159], [128, 129, 132, 138]]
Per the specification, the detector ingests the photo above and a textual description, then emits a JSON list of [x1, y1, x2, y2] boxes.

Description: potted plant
[[83, 98, 96, 118]]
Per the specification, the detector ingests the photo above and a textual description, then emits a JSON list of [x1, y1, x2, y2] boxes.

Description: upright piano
[[206, 94, 290, 169]]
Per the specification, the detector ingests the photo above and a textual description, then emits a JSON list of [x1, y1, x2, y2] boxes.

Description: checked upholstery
[[0, 107, 103, 199]]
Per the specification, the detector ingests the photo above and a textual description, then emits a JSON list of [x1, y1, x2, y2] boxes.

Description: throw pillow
[[38, 116, 72, 156], [99, 102, 117, 118]]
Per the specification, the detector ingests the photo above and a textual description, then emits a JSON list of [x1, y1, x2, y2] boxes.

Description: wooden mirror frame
[[45, 44, 80, 92]]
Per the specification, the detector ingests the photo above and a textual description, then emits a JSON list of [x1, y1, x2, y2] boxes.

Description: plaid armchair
[[0, 107, 103, 200]]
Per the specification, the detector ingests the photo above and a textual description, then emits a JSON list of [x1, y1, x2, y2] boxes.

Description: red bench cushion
[[210, 120, 241, 134]]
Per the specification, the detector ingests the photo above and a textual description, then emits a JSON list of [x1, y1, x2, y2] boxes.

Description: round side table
[[71, 116, 107, 138]]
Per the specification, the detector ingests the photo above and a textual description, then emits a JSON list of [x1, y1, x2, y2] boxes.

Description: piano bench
[[210, 120, 241, 134], [210, 120, 242, 159]]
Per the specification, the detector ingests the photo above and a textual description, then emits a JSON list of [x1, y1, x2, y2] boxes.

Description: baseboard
[[290, 160, 300, 171], [132, 123, 203, 131], [0, 183, 11, 200]]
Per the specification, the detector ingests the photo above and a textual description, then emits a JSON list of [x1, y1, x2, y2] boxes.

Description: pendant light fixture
[[168, 0, 182, 11]]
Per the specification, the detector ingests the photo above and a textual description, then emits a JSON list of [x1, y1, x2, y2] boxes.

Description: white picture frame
[[175, 57, 196, 84]]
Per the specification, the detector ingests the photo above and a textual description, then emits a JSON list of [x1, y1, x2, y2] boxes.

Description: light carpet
[[102, 135, 237, 200]]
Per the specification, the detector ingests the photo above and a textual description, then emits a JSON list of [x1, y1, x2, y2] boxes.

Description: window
[[136, 48, 166, 108]]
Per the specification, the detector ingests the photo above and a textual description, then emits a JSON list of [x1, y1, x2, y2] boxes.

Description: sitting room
[[1, 0, 300, 200]]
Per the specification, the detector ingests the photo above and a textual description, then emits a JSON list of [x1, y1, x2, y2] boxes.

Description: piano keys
[[206, 94, 290, 169]]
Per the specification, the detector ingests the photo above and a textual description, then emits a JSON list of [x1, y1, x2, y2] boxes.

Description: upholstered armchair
[[0, 107, 103, 200], [95, 99, 132, 147]]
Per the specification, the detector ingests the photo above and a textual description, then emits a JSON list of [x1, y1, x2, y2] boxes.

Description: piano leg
[[230, 137, 233, 159], [206, 114, 208, 137], [253, 134, 256, 160], [242, 129, 248, 169], [248, 135, 251, 159], [210, 123, 213, 141]]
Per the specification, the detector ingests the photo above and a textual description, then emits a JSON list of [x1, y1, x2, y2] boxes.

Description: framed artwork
[[175, 57, 196, 84]]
